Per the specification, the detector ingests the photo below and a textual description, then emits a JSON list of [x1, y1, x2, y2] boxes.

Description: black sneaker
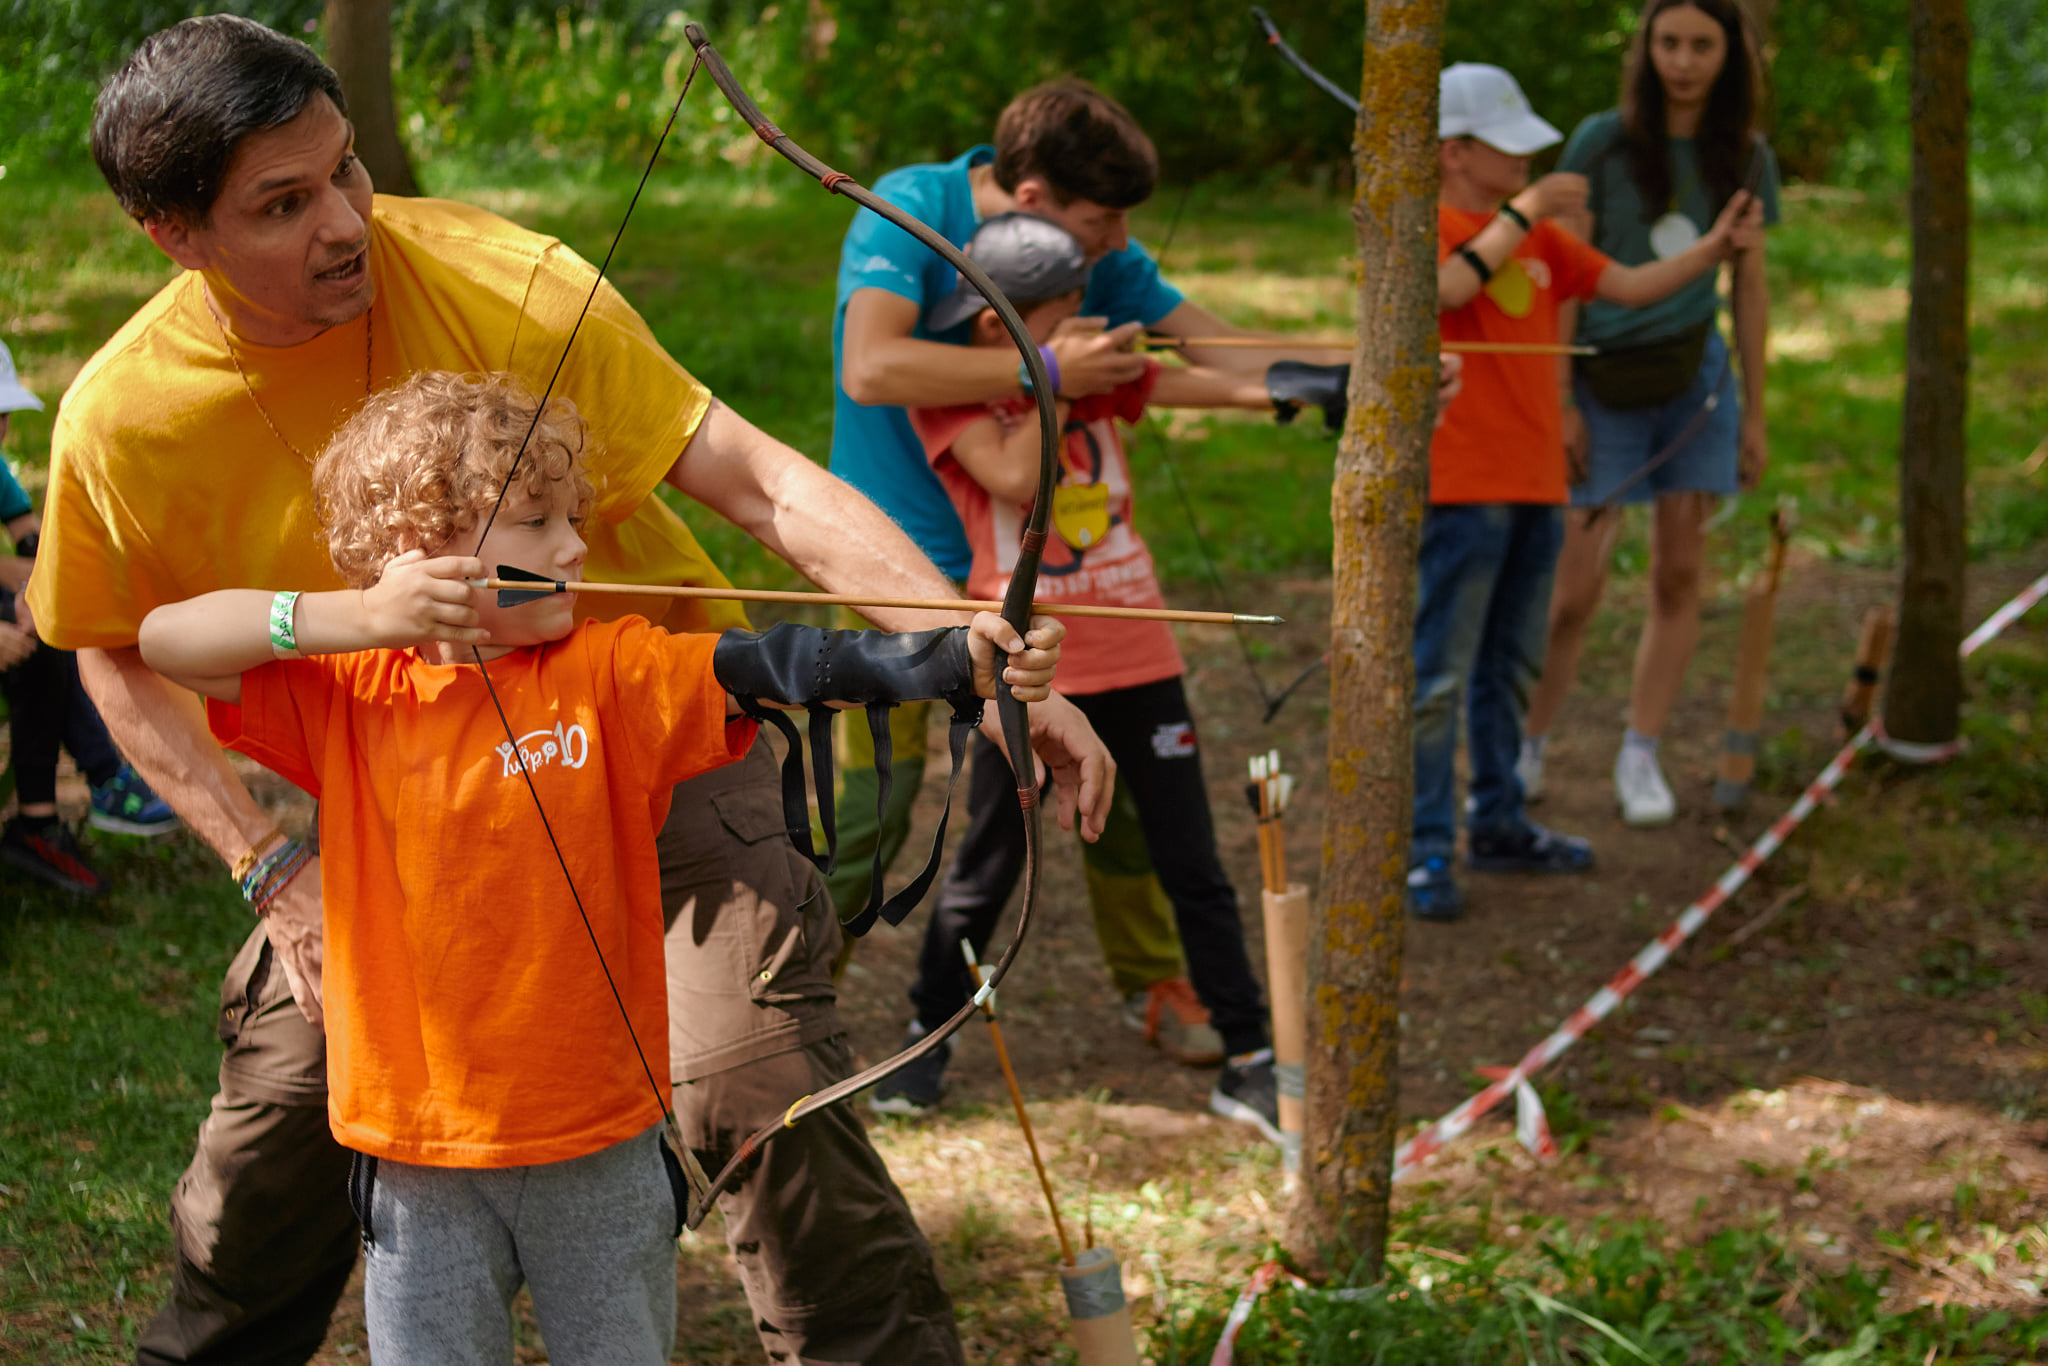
[[868, 1027, 951, 1115], [0, 818, 106, 897], [1466, 821, 1594, 874], [1209, 1047, 1282, 1145]]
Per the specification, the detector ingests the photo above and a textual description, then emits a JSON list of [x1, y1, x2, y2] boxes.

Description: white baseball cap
[[0, 341, 44, 415], [1439, 63, 1561, 156]]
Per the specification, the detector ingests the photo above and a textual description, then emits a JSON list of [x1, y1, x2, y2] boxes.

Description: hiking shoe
[[1209, 1048, 1282, 1145], [1614, 744, 1676, 827], [1, 818, 106, 896], [1405, 856, 1464, 921], [1124, 978, 1225, 1066], [1467, 821, 1594, 874], [868, 1027, 950, 1115], [1517, 738, 1546, 802], [89, 764, 180, 837]]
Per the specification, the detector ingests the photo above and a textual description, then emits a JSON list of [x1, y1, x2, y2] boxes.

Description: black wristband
[[1497, 201, 1532, 232], [10, 531, 37, 559], [1455, 245, 1492, 285]]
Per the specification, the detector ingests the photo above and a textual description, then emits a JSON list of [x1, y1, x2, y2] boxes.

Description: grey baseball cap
[[926, 212, 1091, 334]]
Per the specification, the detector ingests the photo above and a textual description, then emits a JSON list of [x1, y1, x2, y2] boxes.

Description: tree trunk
[[1284, 0, 1442, 1282], [325, 0, 422, 197], [1886, 0, 1970, 742]]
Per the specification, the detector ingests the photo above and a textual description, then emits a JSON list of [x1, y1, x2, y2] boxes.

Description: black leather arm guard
[[713, 623, 989, 938], [712, 622, 984, 722], [1267, 360, 1350, 433]]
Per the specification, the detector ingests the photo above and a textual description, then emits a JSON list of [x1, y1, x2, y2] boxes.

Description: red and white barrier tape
[[1210, 572, 2046, 1366], [1393, 569, 2043, 1181]]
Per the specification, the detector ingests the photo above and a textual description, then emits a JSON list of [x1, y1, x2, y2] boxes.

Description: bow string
[[464, 25, 1061, 1230]]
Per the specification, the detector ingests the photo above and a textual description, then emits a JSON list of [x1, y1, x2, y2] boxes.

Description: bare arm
[[1156, 301, 1355, 372], [666, 399, 1115, 837], [1148, 363, 1275, 411], [841, 289, 1145, 406], [139, 553, 490, 702], [667, 400, 975, 633], [950, 408, 1053, 508], [1596, 191, 1759, 307]]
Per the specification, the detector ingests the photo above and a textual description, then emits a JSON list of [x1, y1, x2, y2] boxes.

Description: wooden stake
[[1714, 504, 1798, 810], [1840, 605, 1897, 735], [479, 577, 1282, 626]]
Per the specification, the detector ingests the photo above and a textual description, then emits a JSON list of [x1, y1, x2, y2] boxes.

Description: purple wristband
[[1037, 344, 1061, 396]]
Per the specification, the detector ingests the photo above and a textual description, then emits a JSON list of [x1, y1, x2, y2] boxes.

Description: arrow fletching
[[494, 563, 565, 607]]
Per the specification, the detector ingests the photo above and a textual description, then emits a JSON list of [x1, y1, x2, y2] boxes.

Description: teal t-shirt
[[1559, 110, 1780, 349], [0, 458, 31, 525], [830, 145, 1184, 578]]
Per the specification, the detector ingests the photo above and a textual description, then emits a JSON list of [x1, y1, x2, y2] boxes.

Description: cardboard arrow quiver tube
[[1261, 882, 1311, 1173], [1058, 1244, 1140, 1365], [1713, 575, 1782, 811]]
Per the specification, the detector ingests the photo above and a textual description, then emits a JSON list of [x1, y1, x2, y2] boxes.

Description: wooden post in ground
[[1283, 0, 1442, 1283], [1886, 0, 1970, 743]]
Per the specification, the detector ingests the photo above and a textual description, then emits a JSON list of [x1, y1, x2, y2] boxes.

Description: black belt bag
[[1574, 320, 1712, 410]]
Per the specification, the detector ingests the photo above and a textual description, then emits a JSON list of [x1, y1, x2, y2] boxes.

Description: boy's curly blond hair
[[314, 371, 598, 589]]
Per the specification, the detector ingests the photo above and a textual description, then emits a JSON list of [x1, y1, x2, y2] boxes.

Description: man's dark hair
[[92, 14, 347, 224], [993, 81, 1157, 210]]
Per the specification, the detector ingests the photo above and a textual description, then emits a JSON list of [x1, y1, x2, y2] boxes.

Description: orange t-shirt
[[911, 364, 1184, 696], [208, 618, 755, 1168], [1431, 204, 1611, 505]]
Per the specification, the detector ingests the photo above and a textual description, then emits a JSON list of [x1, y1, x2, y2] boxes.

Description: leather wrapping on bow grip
[[713, 622, 984, 718]]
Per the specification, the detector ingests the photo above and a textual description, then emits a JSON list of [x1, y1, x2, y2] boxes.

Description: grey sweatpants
[[358, 1124, 677, 1364]]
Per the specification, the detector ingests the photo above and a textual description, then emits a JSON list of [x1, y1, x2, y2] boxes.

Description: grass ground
[[1, 168, 2044, 1360]]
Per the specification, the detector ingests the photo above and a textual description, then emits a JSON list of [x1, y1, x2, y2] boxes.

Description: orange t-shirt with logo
[[1431, 204, 1611, 505], [208, 618, 755, 1168], [911, 363, 1184, 696]]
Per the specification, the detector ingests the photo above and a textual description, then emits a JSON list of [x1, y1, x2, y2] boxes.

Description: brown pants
[[137, 740, 962, 1366]]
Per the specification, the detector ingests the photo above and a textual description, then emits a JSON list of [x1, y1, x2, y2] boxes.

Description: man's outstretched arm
[[665, 399, 1115, 839], [78, 647, 327, 1021]]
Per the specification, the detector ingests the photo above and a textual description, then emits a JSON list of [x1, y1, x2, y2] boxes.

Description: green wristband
[[269, 590, 303, 660]]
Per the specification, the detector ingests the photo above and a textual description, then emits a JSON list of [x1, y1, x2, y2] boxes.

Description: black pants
[[909, 676, 1270, 1056], [1, 644, 121, 807]]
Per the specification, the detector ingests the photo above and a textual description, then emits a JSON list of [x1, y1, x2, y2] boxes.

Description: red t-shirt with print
[[911, 363, 1184, 696], [1433, 203, 1611, 505]]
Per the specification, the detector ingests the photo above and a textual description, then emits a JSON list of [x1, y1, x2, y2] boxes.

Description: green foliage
[[1149, 1212, 2048, 1363], [4, 0, 2046, 214]]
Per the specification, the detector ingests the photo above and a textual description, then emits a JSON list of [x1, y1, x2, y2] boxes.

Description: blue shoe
[[1466, 821, 1593, 874], [1405, 856, 1464, 921], [89, 764, 181, 837]]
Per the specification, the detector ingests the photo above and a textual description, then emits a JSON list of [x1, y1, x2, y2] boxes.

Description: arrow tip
[[1235, 613, 1286, 625]]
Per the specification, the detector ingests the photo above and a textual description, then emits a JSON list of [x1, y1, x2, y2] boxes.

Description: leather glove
[[1267, 360, 1349, 433], [713, 622, 983, 720]]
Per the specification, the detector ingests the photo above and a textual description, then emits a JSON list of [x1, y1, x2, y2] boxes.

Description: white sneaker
[[1614, 744, 1676, 826], [1516, 740, 1546, 802]]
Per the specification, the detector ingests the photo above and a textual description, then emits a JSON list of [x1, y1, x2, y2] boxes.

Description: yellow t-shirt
[[31, 195, 749, 650]]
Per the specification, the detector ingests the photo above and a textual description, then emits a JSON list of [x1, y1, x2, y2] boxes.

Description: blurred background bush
[[3, 0, 2042, 214]]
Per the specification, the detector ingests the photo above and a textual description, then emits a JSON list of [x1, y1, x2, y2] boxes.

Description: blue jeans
[[1411, 503, 1564, 862]]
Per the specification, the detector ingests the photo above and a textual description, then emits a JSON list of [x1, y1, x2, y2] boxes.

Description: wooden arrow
[[1143, 335, 1596, 356], [479, 568, 1282, 625]]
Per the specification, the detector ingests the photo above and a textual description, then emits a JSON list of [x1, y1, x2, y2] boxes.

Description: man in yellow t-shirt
[[43, 16, 1112, 1365]]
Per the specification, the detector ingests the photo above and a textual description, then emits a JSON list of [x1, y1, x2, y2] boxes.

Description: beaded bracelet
[[247, 845, 312, 915], [231, 826, 286, 883], [240, 837, 311, 912]]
